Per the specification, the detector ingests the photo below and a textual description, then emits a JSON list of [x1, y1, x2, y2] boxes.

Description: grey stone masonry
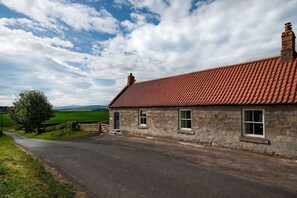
[[109, 105, 297, 158]]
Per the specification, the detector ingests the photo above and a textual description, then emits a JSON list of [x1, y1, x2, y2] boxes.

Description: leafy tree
[[9, 90, 54, 133]]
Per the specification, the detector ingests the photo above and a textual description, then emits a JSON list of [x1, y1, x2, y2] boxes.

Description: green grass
[[47, 111, 109, 124], [14, 130, 97, 140], [0, 135, 74, 197], [1, 111, 109, 128], [1, 113, 15, 127]]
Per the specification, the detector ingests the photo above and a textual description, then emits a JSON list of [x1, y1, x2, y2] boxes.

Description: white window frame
[[139, 109, 147, 127], [179, 109, 192, 131], [242, 109, 265, 138]]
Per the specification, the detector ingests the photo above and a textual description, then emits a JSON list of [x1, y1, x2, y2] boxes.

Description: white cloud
[[0, 0, 119, 34], [0, 24, 114, 106], [81, 0, 297, 104], [114, 0, 297, 77], [1, 0, 297, 106], [121, 12, 147, 31], [0, 17, 46, 32], [43, 37, 74, 48]]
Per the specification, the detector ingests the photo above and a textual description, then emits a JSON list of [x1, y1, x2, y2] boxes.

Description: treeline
[[0, 106, 9, 112]]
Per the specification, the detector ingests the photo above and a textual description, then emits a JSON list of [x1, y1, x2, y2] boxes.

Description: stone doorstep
[[109, 129, 121, 135]]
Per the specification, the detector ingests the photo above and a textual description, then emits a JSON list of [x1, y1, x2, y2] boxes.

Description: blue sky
[[0, 0, 296, 106]]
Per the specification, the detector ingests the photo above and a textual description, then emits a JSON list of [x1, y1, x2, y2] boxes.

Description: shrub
[[44, 121, 78, 132]]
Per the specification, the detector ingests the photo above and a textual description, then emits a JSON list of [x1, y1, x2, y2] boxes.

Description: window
[[242, 110, 264, 137], [179, 110, 192, 130], [139, 110, 147, 126]]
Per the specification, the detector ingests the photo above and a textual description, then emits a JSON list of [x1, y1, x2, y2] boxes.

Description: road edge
[[6, 131, 89, 198]]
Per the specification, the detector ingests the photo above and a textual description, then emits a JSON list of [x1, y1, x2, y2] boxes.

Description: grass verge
[[13, 130, 97, 141], [0, 135, 74, 197]]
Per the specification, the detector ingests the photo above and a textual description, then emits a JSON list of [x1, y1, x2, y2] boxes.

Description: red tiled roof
[[109, 56, 297, 107]]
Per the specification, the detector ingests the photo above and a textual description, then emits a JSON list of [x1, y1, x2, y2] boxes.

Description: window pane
[[140, 110, 146, 117], [245, 123, 253, 134], [254, 124, 263, 135], [180, 110, 191, 119], [180, 110, 191, 129], [185, 111, 191, 119], [181, 120, 187, 128], [140, 118, 146, 125], [181, 111, 186, 119], [254, 111, 263, 122], [186, 120, 192, 128], [244, 111, 253, 121]]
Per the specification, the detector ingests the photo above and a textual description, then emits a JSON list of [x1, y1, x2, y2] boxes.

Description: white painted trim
[[179, 109, 192, 130], [242, 109, 265, 138], [139, 109, 147, 127]]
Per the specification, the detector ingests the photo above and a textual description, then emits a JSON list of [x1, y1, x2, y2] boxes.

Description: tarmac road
[[5, 131, 297, 198]]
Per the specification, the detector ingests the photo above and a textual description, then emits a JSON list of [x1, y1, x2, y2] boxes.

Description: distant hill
[[53, 105, 108, 111]]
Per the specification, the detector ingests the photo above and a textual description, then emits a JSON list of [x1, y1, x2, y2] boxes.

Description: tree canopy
[[9, 90, 54, 133]]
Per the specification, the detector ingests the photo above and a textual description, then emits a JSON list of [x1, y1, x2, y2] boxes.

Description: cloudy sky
[[0, 0, 296, 106]]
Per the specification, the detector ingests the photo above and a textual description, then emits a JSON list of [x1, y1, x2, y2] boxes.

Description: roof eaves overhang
[[109, 102, 297, 108], [108, 85, 129, 107]]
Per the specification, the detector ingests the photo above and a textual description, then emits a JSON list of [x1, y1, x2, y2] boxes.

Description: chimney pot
[[285, 22, 292, 32]]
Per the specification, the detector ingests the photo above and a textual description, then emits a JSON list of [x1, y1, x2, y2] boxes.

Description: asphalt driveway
[[5, 131, 297, 198]]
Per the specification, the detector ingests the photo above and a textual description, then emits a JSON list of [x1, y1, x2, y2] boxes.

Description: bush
[[44, 121, 78, 132], [14, 125, 23, 130], [51, 129, 69, 138]]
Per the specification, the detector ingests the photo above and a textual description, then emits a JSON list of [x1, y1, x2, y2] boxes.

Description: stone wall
[[109, 105, 297, 158], [78, 123, 99, 132]]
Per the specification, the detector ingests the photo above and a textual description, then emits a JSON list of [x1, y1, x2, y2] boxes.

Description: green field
[[46, 111, 109, 124], [1, 113, 15, 127], [1, 111, 109, 128]]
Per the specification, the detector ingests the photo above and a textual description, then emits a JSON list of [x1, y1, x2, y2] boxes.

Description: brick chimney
[[127, 73, 135, 86], [280, 22, 296, 63]]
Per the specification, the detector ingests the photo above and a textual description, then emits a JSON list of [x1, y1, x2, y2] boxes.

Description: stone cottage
[[109, 23, 297, 158]]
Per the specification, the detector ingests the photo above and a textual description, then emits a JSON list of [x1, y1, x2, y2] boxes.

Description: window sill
[[177, 130, 194, 135], [239, 136, 269, 144], [137, 126, 148, 129]]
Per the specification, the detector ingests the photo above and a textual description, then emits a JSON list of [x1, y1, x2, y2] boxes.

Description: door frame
[[114, 112, 120, 130]]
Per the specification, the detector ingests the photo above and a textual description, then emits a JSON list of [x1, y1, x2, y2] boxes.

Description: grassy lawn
[[46, 111, 109, 124], [0, 135, 74, 197], [14, 130, 97, 140]]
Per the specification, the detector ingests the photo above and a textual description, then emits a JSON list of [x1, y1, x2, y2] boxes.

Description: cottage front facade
[[109, 23, 297, 158]]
